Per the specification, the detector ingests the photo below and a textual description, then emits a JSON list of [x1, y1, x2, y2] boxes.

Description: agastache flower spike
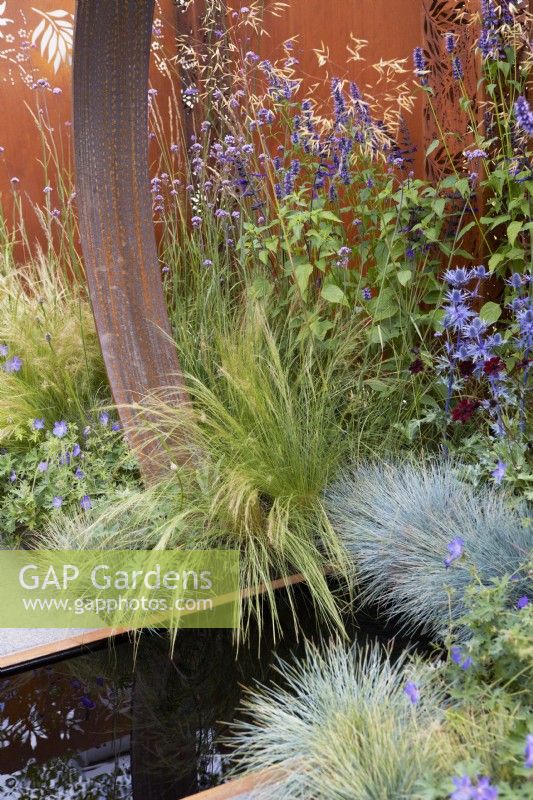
[[413, 47, 428, 84], [515, 96, 533, 137]]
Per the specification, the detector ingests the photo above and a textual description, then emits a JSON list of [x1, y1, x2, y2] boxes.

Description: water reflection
[[0, 588, 418, 798]]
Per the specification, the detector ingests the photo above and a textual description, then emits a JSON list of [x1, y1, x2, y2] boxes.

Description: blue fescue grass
[[326, 461, 532, 638], [230, 640, 466, 800]]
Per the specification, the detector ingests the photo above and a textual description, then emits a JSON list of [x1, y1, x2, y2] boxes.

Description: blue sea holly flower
[[525, 734, 533, 768], [450, 775, 474, 800], [52, 496, 63, 509], [4, 355, 22, 373], [80, 495, 92, 511], [33, 418, 45, 430], [111, 422, 121, 432], [443, 267, 472, 287], [517, 596, 529, 609], [444, 537, 464, 568], [53, 420, 68, 438], [403, 681, 419, 705]]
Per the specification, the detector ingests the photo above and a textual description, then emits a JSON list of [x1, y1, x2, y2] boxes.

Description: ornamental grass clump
[[326, 461, 532, 638], [230, 641, 461, 800], [0, 255, 107, 449], [50, 307, 361, 638]]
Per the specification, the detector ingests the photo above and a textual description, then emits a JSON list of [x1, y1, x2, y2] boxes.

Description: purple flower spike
[[444, 537, 465, 568], [80, 495, 92, 511], [403, 681, 419, 705], [413, 47, 428, 83], [525, 734, 533, 768], [517, 596, 529, 610], [515, 96, 533, 137], [53, 420, 68, 438]]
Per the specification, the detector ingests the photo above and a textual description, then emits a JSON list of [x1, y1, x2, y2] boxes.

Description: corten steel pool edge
[[0, 571, 309, 673], [181, 767, 284, 800]]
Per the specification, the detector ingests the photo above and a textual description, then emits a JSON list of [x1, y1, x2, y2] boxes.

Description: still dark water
[[0, 588, 416, 799]]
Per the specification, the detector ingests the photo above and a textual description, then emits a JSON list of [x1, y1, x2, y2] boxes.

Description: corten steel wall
[[0, 0, 480, 257], [0, 0, 176, 258]]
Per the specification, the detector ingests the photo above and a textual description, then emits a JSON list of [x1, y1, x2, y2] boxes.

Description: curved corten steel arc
[[73, 0, 188, 477]]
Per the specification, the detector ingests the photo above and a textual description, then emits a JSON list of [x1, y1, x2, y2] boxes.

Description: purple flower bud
[[99, 411, 109, 426], [517, 595, 529, 610], [403, 681, 419, 704], [80, 495, 92, 511], [444, 537, 464, 568], [525, 734, 533, 768], [37, 461, 48, 472], [491, 460, 507, 484], [52, 496, 63, 509]]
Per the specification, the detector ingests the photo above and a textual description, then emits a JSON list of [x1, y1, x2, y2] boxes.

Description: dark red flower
[[483, 356, 505, 377], [458, 359, 475, 378], [408, 358, 424, 374], [451, 398, 480, 423]]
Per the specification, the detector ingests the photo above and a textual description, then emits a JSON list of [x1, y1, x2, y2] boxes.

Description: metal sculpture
[[73, 0, 188, 476]]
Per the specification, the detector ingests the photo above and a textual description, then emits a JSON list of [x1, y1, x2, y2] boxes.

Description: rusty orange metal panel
[[73, 0, 188, 474], [0, 0, 176, 257]]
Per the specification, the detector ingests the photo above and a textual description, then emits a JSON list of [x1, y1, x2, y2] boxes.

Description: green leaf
[[397, 269, 412, 286], [479, 301, 502, 325], [249, 276, 273, 300], [309, 317, 334, 340], [293, 263, 313, 294], [488, 252, 506, 272], [507, 220, 523, 247], [425, 139, 440, 157], [320, 284, 348, 306]]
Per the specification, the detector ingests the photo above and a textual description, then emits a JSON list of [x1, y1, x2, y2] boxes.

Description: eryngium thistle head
[[326, 462, 532, 638], [230, 641, 455, 800]]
